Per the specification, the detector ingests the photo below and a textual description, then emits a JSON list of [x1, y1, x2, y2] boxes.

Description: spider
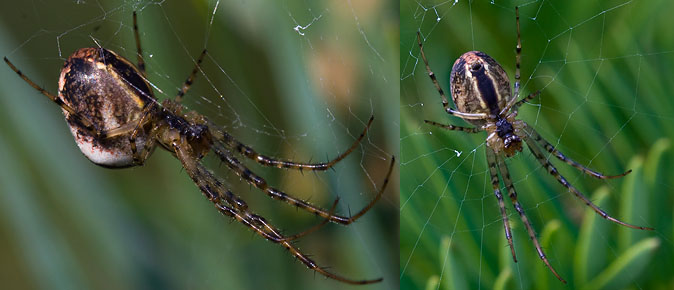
[[417, 7, 652, 283], [4, 11, 394, 285]]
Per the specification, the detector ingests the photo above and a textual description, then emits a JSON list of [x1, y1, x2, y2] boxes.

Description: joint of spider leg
[[224, 189, 250, 211], [247, 169, 269, 190], [548, 165, 560, 177], [198, 185, 218, 202], [265, 187, 299, 208]]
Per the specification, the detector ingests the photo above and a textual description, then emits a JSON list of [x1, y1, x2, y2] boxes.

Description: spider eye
[[470, 63, 482, 72]]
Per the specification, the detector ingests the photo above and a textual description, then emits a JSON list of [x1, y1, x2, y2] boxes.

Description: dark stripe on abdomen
[[473, 69, 500, 115]]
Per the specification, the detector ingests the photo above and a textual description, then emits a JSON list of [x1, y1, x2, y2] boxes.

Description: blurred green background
[[401, 1, 674, 290], [0, 1, 398, 289]]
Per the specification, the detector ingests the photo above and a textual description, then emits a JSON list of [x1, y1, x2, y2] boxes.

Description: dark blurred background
[[0, 1, 398, 289], [401, 1, 674, 289]]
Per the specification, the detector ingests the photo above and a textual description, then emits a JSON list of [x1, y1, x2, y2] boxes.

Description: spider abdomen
[[58, 47, 155, 168], [450, 51, 511, 125]]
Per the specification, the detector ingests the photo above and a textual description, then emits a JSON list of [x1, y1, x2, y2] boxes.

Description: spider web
[[0, 1, 397, 289], [401, 1, 674, 289]]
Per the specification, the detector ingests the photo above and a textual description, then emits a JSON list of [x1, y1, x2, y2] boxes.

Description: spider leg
[[93, 101, 160, 165], [132, 11, 146, 77], [212, 143, 395, 225], [486, 148, 517, 262], [496, 153, 567, 284], [4, 57, 104, 138], [500, 7, 529, 116], [172, 139, 382, 284], [190, 145, 339, 242], [424, 120, 482, 133], [525, 126, 631, 179], [241, 208, 383, 284], [416, 31, 490, 121], [279, 197, 339, 242], [126, 103, 161, 164], [129, 119, 160, 165], [510, 91, 540, 113], [212, 115, 374, 171], [513, 7, 522, 106], [226, 203, 382, 284], [133, 10, 206, 102], [179, 144, 321, 242], [523, 137, 653, 230], [175, 49, 207, 103]]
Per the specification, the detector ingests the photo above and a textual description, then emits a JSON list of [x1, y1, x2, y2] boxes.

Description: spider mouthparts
[[503, 135, 523, 157]]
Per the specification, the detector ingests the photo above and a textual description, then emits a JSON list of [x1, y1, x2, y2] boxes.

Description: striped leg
[[129, 119, 161, 165], [279, 198, 340, 242], [500, 7, 524, 115], [486, 148, 517, 262], [128, 103, 160, 165], [173, 139, 381, 284], [424, 120, 482, 133], [525, 126, 631, 179], [524, 136, 653, 230], [175, 49, 208, 103], [212, 141, 394, 225], [4, 57, 103, 138], [135, 10, 206, 103], [514, 7, 522, 94], [496, 153, 566, 283], [132, 11, 146, 77], [500, 8, 540, 115], [510, 91, 540, 112], [212, 115, 374, 171]]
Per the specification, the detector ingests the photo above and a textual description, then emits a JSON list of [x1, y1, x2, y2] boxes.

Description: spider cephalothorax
[[5, 11, 394, 285], [485, 115, 524, 157], [417, 6, 652, 284]]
